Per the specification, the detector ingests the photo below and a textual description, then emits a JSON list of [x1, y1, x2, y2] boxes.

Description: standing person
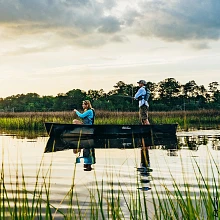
[[73, 100, 95, 125], [134, 80, 150, 125]]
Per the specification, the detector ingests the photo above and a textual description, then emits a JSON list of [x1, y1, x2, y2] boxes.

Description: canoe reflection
[[44, 135, 178, 152], [45, 135, 178, 173]]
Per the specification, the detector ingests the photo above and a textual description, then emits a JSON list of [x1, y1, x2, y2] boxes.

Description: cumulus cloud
[[133, 0, 220, 42], [0, 0, 220, 47], [0, 0, 120, 37]]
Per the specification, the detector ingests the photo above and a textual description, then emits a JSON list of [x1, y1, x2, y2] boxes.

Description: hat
[[137, 80, 146, 84]]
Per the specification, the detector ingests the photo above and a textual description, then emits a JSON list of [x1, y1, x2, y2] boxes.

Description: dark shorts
[[139, 105, 148, 121]]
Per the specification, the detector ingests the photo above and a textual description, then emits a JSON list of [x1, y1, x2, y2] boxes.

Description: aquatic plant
[[0, 109, 219, 132]]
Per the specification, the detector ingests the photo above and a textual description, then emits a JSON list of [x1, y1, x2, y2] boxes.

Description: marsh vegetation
[[0, 109, 219, 132]]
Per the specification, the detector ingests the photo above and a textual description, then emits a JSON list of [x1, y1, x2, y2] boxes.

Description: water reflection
[[212, 136, 220, 150], [1, 130, 220, 218], [178, 133, 220, 151], [167, 149, 178, 156], [44, 135, 178, 193], [44, 135, 179, 169], [137, 145, 152, 191], [74, 148, 96, 171], [45, 135, 178, 152]]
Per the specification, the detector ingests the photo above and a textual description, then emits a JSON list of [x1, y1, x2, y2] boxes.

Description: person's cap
[[137, 80, 146, 84]]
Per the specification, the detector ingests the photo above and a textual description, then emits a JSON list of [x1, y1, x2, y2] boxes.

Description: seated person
[[73, 100, 95, 125]]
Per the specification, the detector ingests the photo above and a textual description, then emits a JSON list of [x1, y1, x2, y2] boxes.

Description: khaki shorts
[[139, 105, 148, 121]]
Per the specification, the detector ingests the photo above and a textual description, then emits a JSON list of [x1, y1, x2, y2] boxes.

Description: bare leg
[[142, 119, 150, 125], [72, 119, 83, 124]]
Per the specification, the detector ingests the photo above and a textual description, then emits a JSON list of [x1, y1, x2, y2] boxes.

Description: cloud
[[191, 42, 210, 50], [1, 0, 220, 47], [133, 0, 220, 41], [98, 16, 121, 33], [110, 35, 128, 42], [0, 0, 120, 36]]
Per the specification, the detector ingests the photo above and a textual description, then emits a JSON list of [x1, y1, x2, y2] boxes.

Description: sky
[[0, 0, 220, 98]]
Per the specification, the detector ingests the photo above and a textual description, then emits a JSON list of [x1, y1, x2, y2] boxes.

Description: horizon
[[1, 0, 220, 98], [0, 77, 219, 99]]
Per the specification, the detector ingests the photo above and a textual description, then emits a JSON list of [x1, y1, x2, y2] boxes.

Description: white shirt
[[134, 86, 149, 108]]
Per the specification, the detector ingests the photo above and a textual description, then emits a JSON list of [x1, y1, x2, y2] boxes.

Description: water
[[0, 130, 220, 218]]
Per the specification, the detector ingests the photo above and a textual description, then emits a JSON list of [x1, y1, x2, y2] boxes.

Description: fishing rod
[[113, 95, 134, 99]]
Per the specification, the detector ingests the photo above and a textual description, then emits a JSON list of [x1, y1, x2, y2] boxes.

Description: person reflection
[[140, 146, 150, 169], [137, 138, 152, 174], [74, 148, 96, 171], [137, 140, 152, 190]]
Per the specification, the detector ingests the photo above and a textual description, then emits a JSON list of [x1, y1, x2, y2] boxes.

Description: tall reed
[[0, 145, 220, 219]]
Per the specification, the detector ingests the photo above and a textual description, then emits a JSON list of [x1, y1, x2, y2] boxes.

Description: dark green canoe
[[45, 122, 178, 138]]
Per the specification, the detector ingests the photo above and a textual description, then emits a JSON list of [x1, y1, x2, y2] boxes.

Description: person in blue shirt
[[73, 100, 95, 125], [134, 80, 150, 125]]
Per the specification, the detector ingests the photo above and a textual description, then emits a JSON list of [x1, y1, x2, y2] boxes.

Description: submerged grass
[[1, 142, 220, 219], [0, 109, 220, 132]]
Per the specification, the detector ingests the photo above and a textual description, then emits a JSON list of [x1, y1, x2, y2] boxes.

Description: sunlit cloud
[[0, 0, 219, 48]]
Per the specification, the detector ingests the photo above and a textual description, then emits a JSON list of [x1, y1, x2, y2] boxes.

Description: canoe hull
[[45, 122, 178, 138]]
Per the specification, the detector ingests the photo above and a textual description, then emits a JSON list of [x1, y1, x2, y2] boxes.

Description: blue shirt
[[134, 86, 149, 107], [75, 109, 94, 125]]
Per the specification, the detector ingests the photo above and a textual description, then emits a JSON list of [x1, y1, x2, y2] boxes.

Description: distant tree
[[24, 93, 41, 111], [213, 91, 220, 109], [111, 81, 136, 110], [157, 78, 181, 105], [65, 89, 87, 110], [53, 93, 68, 111], [208, 82, 219, 102], [0, 98, 3, 110], [182, 80, 199, 99], [93, 99, 111, 110], [195, 85, 207, 107], [0, 78, 219, 112], [87, 89, 106, 101], [41, 96, 54, 111], [113, 81, 127, 95]]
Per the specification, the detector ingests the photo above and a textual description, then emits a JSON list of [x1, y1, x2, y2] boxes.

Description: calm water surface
[[0, 129, 220, 218]]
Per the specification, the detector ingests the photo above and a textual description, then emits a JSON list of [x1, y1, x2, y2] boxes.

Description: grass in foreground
[[0, 143, 219, 219]]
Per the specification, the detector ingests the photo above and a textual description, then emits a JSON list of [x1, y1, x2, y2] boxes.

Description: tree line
[[0, 78, 219, 112]]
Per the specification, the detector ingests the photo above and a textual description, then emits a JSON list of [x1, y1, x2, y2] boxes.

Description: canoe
[[44, 122, 178, 138], [44, 135, 178, 153]]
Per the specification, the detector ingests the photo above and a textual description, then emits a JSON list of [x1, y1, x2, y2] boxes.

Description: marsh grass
[[1, 141, 220, 219], [0, 109, 219, 132], [0, 146, 66, 219], [150, 148, 220, 219]]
